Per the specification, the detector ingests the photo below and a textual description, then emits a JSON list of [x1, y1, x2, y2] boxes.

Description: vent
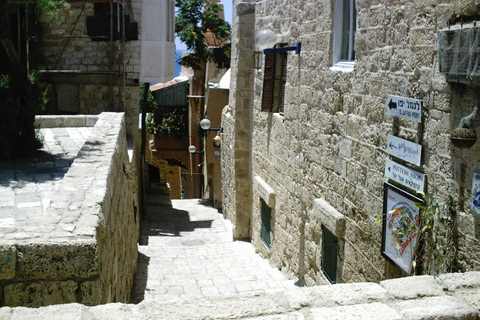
[[438, 23, 480, 82]]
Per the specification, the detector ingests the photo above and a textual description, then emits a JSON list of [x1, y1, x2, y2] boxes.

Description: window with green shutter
[[321, 224, 338, 283], [260, 198, 272, 249]]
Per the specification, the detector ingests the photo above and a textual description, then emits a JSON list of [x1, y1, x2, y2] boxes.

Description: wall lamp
[[200, 118, 223, 132], [254, 29, 302, 69], [188, 145, 204, 154]]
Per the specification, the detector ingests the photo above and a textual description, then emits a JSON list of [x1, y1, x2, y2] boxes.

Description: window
[[332, 0, 357, 69], [260, 198, 272, 249], [261, 51, 287, 114], [321, 224, 338, 283]]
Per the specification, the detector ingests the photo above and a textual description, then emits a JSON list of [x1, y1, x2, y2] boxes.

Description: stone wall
[[0, 113, 139, 307], [36, 1, 141, 137], [224, 0, 480, 285], [2, 271, 480, 319]]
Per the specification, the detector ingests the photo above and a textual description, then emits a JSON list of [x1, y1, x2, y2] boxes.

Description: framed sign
[[381, 183, 423, 275], [471, 171, 480, 215]]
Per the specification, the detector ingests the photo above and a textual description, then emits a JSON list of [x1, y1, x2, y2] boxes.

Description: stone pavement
[[131, 199, 297, 302], [0, 127, 91, 236]]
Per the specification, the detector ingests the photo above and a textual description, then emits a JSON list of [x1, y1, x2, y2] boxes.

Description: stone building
[[223, 0, 480, 285], [18, 0, 174, 137]]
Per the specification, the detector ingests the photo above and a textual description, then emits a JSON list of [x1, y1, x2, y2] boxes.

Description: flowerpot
[[450, 127, 477, 148]]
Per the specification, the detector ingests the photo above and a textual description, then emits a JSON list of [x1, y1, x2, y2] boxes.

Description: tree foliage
[[175, 0, 231, 70]]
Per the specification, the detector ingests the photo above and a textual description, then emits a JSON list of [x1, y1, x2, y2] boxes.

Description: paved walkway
[[0, 127, 91, 235], [131, 199, 297, 303]]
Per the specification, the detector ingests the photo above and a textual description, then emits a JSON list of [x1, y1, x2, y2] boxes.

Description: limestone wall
[[35, 1, 141, 137], [224, 0, 480, 285], [0, 113, 139, 307]]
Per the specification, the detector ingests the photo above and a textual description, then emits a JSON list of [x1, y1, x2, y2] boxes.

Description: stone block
[[393, 295, 477, 320], [0, 245, 16, 280], [310, 302, 402, 320], [0, 307, 12, 319], [4, 282, 43, 307], [302, 283, 390, 308], [16, 242, 98, 280], [380, 275, 445, 300], [82, 303, 133, 320], [311, 199, 346, 238], [437, 271, 480, 292], [42, 281, 78, 306], [80, 280, 103, 306], [9, 303, 84, 320]]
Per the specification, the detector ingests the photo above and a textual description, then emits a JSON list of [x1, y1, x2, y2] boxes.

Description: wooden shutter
[[261, 52, 276, 112], [321, 225, 338, 283], [278, 52, 288, 114]]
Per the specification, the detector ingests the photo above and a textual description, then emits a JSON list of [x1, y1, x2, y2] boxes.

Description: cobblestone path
[[131, 199, 296, 303]]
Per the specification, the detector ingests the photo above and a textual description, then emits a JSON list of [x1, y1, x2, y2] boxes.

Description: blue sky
[[175, 0, 233, 50]]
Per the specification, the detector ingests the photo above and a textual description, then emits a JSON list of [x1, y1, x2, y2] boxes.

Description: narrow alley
[[131, 199, 297, 303]]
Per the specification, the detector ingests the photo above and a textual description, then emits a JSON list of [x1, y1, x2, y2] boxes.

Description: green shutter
[[321, 225, 338, 283], [260, 198, 272, 249]]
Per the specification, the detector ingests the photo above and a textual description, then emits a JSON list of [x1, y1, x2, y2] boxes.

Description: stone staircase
[[145, 182, 172, 206], [2, 272, 480, 319]]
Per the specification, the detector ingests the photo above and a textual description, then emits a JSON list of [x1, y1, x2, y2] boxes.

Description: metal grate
[[438, 24, 480, 81], [181, 172, 203, 199]]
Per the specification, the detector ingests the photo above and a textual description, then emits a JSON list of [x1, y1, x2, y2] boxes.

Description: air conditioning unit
[[438, 23, 480, 83]]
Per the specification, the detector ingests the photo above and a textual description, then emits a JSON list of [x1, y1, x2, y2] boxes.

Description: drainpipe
[[140, 82, 149, 215]]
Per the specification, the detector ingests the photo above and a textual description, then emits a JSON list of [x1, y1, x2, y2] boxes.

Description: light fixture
[[200, 117, 222, 132], [256, 29, 277, 51], [254, 29, 302, 70], [188, 145, 204, 154], [213, 133, 222, 148], [200, 118, 211, 130], [254, 29, 277, 70]]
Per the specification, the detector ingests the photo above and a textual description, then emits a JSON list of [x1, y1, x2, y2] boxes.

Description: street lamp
[[254, 29, 302, 69]]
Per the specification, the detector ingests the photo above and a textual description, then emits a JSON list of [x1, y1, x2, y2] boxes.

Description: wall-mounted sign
[[471, 171, 480, 215], [386, 95, 423, 123], [382, 183, 423, 275], [386, 135, 422, 166], [385, 159, 425, 192]]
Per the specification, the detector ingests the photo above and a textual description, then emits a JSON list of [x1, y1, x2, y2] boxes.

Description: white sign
[[386, 135, 422, 166], [385, 159, 425, 192], [471, 171, 480, 215], [386, 95, 422, 123]]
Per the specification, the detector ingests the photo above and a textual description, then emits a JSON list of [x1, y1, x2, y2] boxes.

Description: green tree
[[175, 0, 231, 71], [0, 0, 67, 159]]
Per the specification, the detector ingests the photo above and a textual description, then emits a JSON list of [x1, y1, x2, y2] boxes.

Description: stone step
[[2, 279, 479, 319], [146, 183, 170, 195]]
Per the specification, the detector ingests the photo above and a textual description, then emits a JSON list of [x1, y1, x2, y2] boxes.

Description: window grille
[[438, 23, 480, 81]]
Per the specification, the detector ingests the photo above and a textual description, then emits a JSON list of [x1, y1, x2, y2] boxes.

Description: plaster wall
[[224, 0, 480, 284]]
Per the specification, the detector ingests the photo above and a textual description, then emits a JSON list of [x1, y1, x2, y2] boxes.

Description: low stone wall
[[0, 113, 139, 307], [1, 272, 480, 319]]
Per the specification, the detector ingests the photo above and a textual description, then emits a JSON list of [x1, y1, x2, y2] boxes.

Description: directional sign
[[386, 135, 422, 166], [386, 95, 422, 123], [385, 159, 425, 192]]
